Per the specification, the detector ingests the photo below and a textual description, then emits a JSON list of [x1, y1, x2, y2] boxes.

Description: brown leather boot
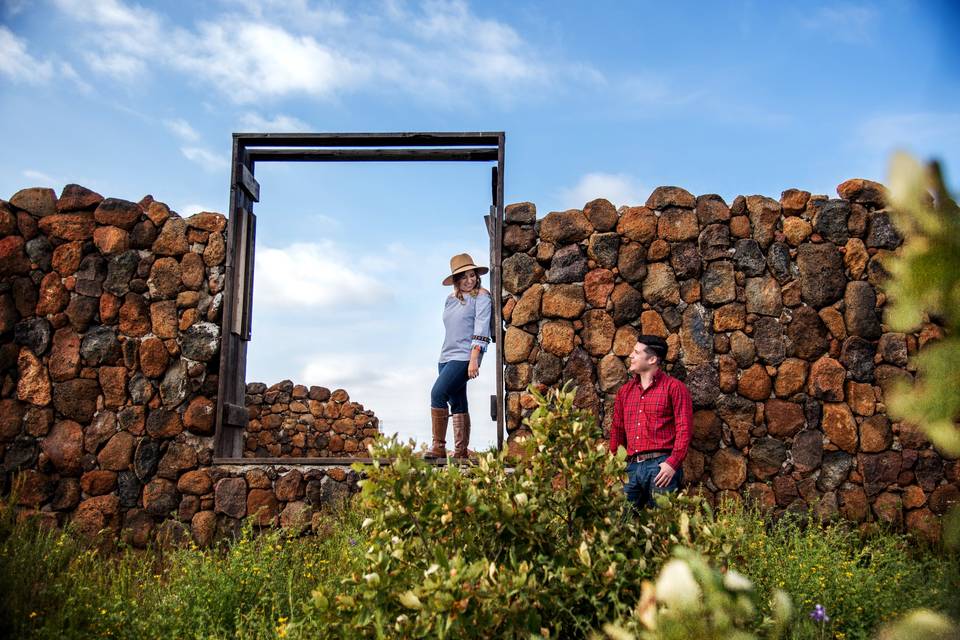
[[424, 407, 448, 459], [452, 412, 470, 459]]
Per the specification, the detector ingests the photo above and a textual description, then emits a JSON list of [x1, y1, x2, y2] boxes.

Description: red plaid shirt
[[609, 369, 693, 471]]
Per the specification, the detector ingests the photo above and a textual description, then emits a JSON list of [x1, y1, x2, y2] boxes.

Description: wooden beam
[[235, 132, 503, 148], [247, 148, 499, 162]]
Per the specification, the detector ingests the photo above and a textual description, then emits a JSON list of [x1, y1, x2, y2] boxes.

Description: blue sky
[[2, 0, 958, 448]]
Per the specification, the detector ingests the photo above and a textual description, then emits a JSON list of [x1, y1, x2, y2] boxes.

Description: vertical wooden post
[[494, 133, 506, 451], [214, 137, 259, 458]]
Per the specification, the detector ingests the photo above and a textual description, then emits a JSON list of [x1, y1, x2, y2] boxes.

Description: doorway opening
[[212, 133, 505, 464]]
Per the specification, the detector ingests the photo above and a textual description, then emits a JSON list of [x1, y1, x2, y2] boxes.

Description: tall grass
[[0, 502, 367, 640], [1, 494, 956, 639], [713, 501, 960, 640]]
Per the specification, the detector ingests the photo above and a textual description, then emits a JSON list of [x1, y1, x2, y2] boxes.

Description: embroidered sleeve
[[471, 291, 493, 352]]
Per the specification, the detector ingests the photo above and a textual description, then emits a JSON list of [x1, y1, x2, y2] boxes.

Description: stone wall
[[243, 381, 379, 458], [3, 178, 957, 544], [500, 180, 957, 540], [0, 184, 367, 547]]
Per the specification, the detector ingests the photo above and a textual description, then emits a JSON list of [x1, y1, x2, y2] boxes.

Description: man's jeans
[[623, 453, 683, 510]]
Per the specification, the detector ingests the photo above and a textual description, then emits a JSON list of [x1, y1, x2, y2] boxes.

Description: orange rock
[[93, 226, 129, 255], [539, 321, 575, 357], [738, 363, 771, 401], [822, 403, 858, 453]]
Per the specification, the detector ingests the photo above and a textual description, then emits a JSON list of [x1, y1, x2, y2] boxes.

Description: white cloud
[[180, 203, 217, 216], [4, 0, 32, 16], [164, 118, 200, 142], [858, 112, 960, 151], [0, 26, 54, 83], [50, 0, 559, 105], [558, 172, 649, 209], [239, 111, 311, 132], [617, 73, 704, 108], [83, 51, 146, 79], [180, 146, 229, 172], [169, 20, 369, 103], [253, 240, 392, 309], [22, 169, 57, 185], [298, 350, 498, 449], [798, 4, 877, 44]]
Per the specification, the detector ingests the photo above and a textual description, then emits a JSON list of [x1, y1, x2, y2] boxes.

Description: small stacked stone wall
[[243, 381, 379, 457], [500, 179, 957, 540], [0, 184, 369, 547]]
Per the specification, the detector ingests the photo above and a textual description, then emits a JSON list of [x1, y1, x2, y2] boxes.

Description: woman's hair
[[451, 270, 484, 302]]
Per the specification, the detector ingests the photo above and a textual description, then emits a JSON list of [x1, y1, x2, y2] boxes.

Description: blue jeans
[[431, 360, 470, 413], [623, 454, 683, 510]]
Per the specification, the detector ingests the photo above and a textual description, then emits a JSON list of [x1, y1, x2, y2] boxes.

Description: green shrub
[[299, 382, 659, 638]]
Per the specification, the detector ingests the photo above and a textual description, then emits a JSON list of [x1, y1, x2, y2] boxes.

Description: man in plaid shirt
[[609, 335, 693, 509]]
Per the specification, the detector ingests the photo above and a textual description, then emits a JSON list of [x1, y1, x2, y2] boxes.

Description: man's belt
[[626, 449, 672, 463]]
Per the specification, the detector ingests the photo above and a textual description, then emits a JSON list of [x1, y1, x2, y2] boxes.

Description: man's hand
[[654, 461, 676, 488]]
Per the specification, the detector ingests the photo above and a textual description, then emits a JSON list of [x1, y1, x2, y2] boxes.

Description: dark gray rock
[[750, 437, 787, 475], [128, 373, 154, 405], [587, 232, 620, 269], [134, 438, 161, 481], [14, 317, 51, 356], [160, 359, 189, 407], [118, 470, 142, 508], [843, 281, 881, 339], [670, 241, 701, 279], [502, 253, 542, 294], [817, 451, 854, 492], [686, 364, 720, 408], [698, 224, 730, 261], [25, 236, 53, 271], [534, 351, 562, 386], [75, 254, 106, 297], [866, 212, 902, 249], [791, 430, 823, 473], [797, 243, 845, 308], [104, 250, 140, 296], [733, 239, 766, 276], [860, 451, 902, 496], [547, 244, 587, 284], [3, 435, 37, 471], [181, 322, 221, 362], [80, 325, 121, 366], [840, 336, 876, 382], [813, 199, 850, 245], [753, 317, 785, 365], [766, 242, 792, 283]]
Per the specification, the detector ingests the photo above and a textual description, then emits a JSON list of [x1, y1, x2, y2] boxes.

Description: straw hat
[[442, 253, 489, 286]]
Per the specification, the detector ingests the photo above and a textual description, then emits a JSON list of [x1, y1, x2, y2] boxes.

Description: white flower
[[655, 559, 701, 610], [723, 569, 753, 592]]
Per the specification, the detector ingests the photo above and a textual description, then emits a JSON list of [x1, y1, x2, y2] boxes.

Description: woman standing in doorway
[[426, 253, 492, 460]]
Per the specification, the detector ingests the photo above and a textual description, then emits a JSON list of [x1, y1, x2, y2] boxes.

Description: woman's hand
[[468, 354, 480, 379]]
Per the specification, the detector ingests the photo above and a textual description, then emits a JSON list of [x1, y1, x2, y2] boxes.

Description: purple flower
[[809, 604, 830, 623], [348, 537, 357, 547]]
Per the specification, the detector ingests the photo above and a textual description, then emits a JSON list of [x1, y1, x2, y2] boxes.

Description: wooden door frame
[[213, 132, 506, 464]]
